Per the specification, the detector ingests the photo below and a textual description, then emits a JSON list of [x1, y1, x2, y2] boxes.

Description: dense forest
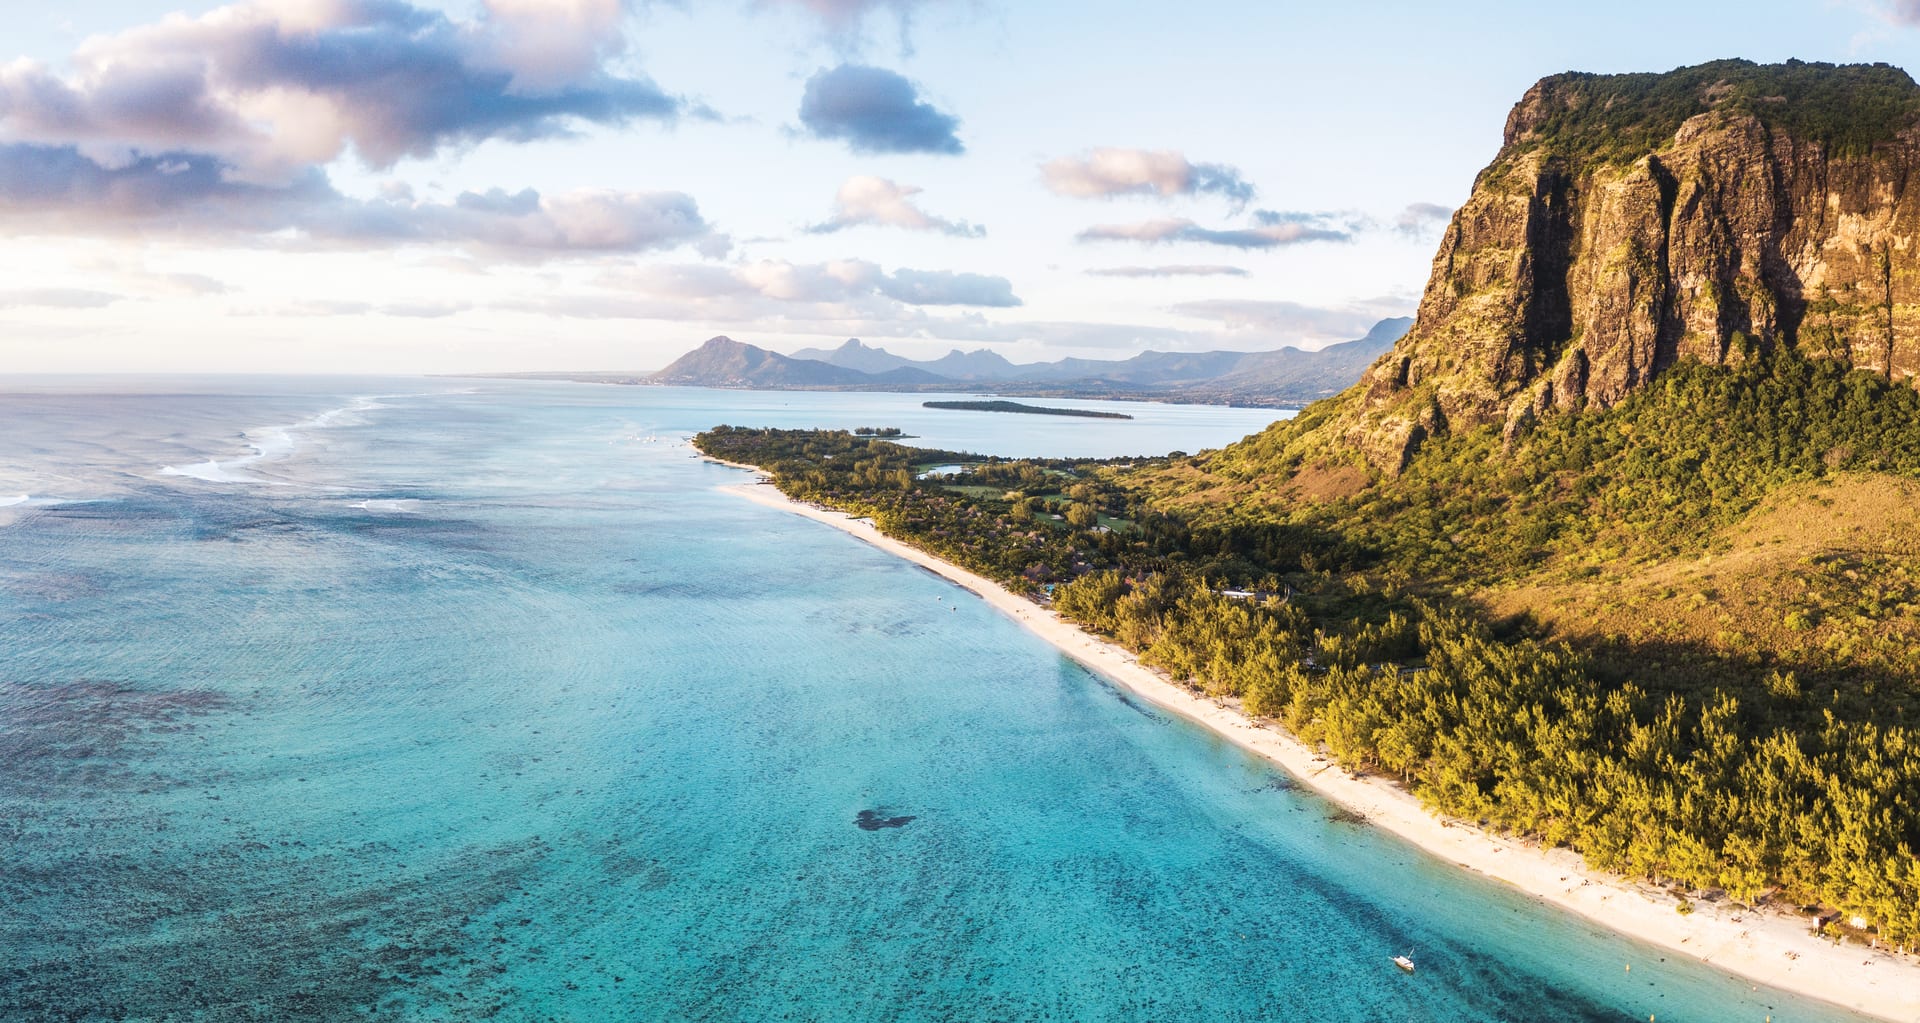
[[695, 343, 1920, 951]]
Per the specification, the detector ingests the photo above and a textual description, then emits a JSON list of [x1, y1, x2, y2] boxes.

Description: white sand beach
[[717, 473, 1920, 1023]]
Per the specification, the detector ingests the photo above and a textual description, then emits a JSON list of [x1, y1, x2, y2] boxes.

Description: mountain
[[695, 60, 1920, 959], [644, 320, 1413, 405], [788, 338, 918, 375], [791, 339, 1030, 381], [1199, 317, 1410, 398], [920, 348, 1025, 381], [1319, 59, 1920, 470], [785, 328, 1410, 392], [1114, 62, 1920, 946], [648, 336, 932, 388]]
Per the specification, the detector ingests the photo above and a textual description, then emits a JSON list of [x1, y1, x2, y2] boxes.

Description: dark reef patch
[[0, 680, 231, 798], [0, 835, 549, 1021], [0, 677, 552, 1020], [855, 809, 916, 831]]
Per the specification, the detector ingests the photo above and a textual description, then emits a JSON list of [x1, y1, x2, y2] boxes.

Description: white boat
[[1392, 955, 1415, 973]]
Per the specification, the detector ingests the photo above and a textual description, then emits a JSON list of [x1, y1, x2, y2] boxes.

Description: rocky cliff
[[1345, 59, 1920, 469]]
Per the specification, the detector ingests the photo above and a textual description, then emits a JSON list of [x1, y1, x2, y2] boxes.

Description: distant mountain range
[[642, 317, 1412, 407]]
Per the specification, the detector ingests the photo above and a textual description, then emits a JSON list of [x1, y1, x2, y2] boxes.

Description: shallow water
[[0, 379, 1873, 1021]]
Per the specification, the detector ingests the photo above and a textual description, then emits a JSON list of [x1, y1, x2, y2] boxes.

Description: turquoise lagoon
[[0, 379, 1873, 1021]]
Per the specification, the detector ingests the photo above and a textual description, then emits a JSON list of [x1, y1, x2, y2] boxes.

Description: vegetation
[[697, 342, 1920, 949], [1203, 339, 1920, 582], [922, 400, 1133, 419], [851, 426, 905, 437], [1506, 59, 1920, 168]]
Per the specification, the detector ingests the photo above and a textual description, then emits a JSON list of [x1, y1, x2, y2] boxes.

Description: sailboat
[[1392, 954, 1415, 973]]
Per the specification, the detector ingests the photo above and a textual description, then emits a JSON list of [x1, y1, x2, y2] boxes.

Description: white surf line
[[157, 394, 396, 486]]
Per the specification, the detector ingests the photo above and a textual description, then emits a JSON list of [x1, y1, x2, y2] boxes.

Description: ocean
[[0, 378, 1870, 1021]]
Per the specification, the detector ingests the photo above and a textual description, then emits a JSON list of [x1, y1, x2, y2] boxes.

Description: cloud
[[639, 259, 1016, 306], [805, 175, 981, 236], [1042, 148, 1255, 208], [765, 0, 917, 29], [1394, 202, 1453, 237], [505, 258, 1018, 329], [877, 268, 1015, 305], [0, 288, 124, 309], [1885, 0, 1920, 23], [797, 64, 963, 155], [1086, 264, 1248, 278], [0, 0, 683, 180], [482, 0, 635, 92], [758, 0, 951, 55], [0, 1, 722, 258], [1076, 206, 1450, 249], [236, 298, 470, 319], [154, 273, 230, 297], [0, 144, 726, 257], [423, 187, 724, 255], [1077, 213, 1353, 249], [1170, 295, 1414, 343]]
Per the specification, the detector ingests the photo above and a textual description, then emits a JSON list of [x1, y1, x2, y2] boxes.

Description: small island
[[923, 400, 1132, 420]]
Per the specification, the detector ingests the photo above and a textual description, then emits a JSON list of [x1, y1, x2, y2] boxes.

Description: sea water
[[0, 378, 1874, 1021]]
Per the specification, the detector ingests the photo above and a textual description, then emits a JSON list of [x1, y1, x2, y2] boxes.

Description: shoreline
[[713, 468, 1920, 1023]]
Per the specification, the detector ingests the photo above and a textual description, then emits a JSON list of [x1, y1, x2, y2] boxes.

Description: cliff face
[[1348, 60, 1920, 469]]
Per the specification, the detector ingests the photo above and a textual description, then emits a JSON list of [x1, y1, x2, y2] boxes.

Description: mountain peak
[[650, 336, 875, 388], [657, 318, 1407, 401], [1306, 60, 1920, 472]]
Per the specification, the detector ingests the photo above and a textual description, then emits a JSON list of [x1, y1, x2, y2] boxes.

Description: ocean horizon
[[0, 378, 1874, 1022]]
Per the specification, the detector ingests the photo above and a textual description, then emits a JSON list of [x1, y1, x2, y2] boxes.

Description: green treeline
[[1052, 575, 1919, 945], [697, 426, 1322, 589]]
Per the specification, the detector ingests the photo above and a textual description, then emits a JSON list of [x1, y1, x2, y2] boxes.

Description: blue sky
[[3, 0, 1918, 373]]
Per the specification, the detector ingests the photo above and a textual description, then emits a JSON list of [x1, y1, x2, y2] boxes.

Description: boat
[[1392, 955, 1415, 973]]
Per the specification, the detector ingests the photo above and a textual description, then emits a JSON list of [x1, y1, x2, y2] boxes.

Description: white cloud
[[0, 146, 727, 258], [0, 287, 123, 309], [1078, 216, 1350, 249], [1394, 202, 1453, 237], [605, 258, 1017, 307], [757, 0, 960, 56], [1043, 148, 1255, 207], [805, 175, 982, 236], [0, 0, 682, 183]]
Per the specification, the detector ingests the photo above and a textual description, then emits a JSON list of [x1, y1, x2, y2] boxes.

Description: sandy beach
[[716, 472, 1920, 1023]]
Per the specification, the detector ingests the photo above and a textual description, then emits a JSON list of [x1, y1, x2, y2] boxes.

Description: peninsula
[[922, 400, 1132, 419], [694, 59, 1920, 1023], [704, 456, 1916, 1023]]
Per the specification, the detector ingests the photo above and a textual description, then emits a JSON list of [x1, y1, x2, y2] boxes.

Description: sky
[[2, 0, 1919, 373]]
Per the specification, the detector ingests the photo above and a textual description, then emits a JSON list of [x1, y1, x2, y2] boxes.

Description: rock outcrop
[[1347, 59, 1920, 469]]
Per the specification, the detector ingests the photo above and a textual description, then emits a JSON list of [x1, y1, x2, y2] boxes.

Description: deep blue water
[[0, 379, 1872, 1021]]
